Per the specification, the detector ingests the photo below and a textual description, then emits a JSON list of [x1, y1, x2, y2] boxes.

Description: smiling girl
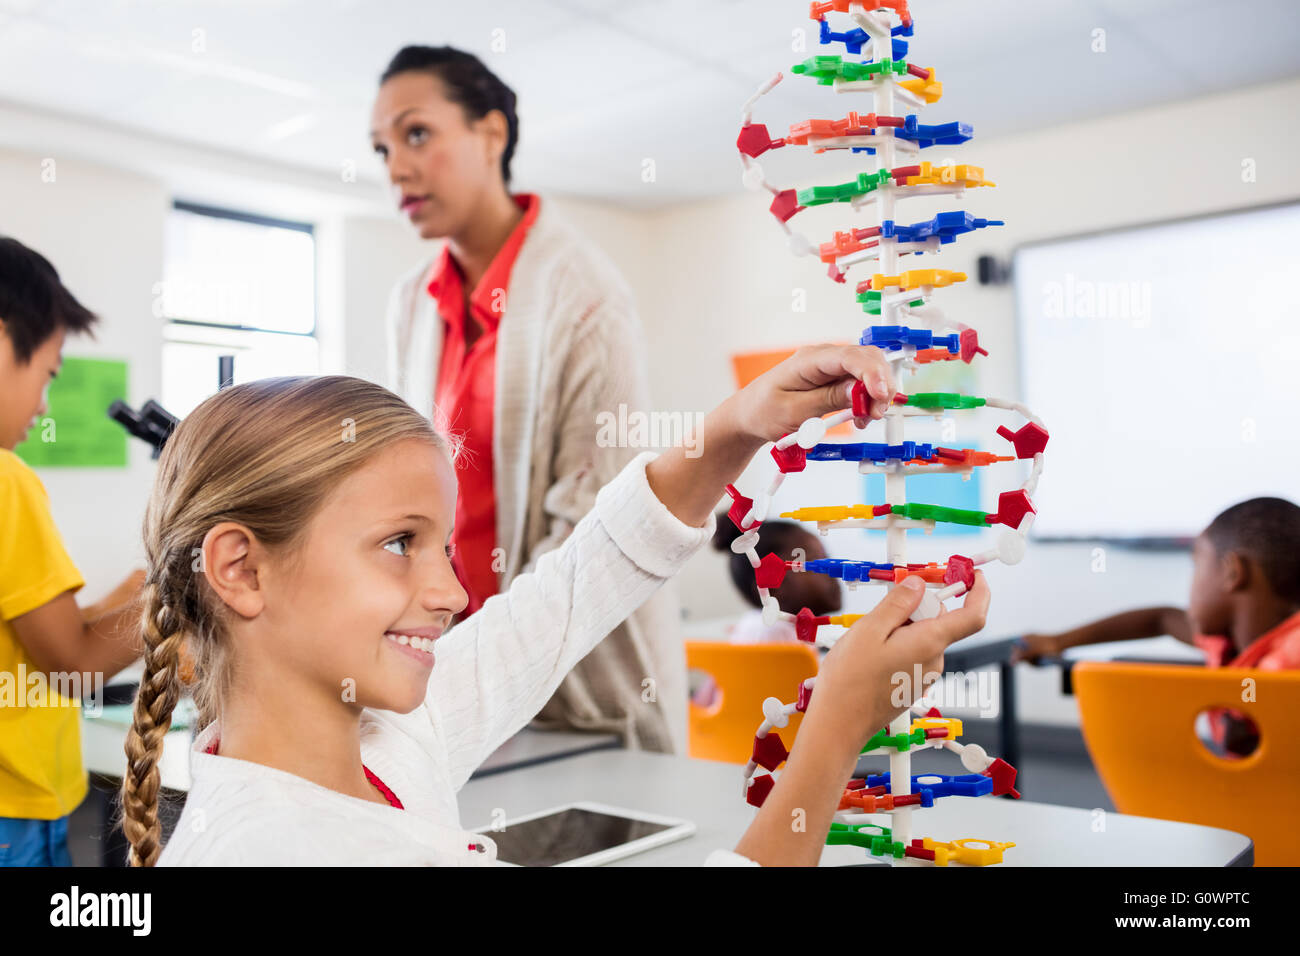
[[121, 344, 988, 866]]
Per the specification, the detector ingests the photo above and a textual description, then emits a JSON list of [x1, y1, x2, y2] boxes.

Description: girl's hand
[[730, 344, 896, 443], [807, 572, 992, 756]]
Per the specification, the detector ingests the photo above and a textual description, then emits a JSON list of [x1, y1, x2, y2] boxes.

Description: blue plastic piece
[[897, 115, 973, 148], [818, 18, 909, 58], [809, 441, 936, 463], [804, 558, 892, 583], [880, 211, 1004, 246], [860, 325, 961, 356], [862, 771, 994, 800]]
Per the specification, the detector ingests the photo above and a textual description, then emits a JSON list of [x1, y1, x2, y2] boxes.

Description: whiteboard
[[1013, 202, 1300, 541]]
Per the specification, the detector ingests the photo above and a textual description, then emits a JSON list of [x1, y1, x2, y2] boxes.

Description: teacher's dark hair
[[381, 46, 519, 185]]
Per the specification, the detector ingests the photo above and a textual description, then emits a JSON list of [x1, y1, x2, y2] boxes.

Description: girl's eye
[[373, 143, 388, 161], [383, 535, 411, 557], [406, 126, 429, 146]]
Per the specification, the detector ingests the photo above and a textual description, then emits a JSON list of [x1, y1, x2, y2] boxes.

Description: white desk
[[458, 750, 1253, 866]]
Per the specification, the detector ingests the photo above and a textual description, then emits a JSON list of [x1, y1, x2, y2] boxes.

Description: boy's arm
[[10, 579, 144, 679], [1014, 606, 1193, 662]]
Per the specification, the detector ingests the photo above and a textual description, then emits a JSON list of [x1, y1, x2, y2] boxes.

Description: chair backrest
[[1074, 661, 1300, 866], [686, 641, 820, 764]]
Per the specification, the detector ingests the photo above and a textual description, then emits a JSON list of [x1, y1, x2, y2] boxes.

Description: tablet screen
[[489, 807, 674, 866]]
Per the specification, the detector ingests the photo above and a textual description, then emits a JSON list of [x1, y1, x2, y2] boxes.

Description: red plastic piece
[[892, 393, 909, 404], [925, 707, 943, 718], [891, 164, 921, 183], [873, 503, 893, 516], [996, 421, 1050, 459], [828, 264, 847, 283], [906, 63, 931, 79], [846, 778, 865, 790], [724, 484, 760, 532], [985, 489, 1036, 529], [959, 328, 988, 363], [982, 757, 1021, 799], [747, 772, 776, 808], [796, 679, 815, 713], [794, 607, 829, 643], [753, 732, 790, 772], [867, 568, 894, 581], [943, 553, 975, 591], [769, 188, 804, 222], [851, 379, 870, 419], [771, 441, 808, 473], [905, 840, 936, 861], [755, 552, 789, 589], [923, 727, 949, 739], [737, 123, 784, 158]]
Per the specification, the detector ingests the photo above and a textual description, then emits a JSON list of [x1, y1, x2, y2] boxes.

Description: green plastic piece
[[861, 727, 925, 753], [902, 391, 986, 409], [855, 293, 925, 315], [896, 502, 991, 527], [797, 168, 892, 208], [825, 821, 895, 851], [792, 56, 910, 85]]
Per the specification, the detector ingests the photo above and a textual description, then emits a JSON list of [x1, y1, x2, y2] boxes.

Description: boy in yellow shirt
[[0, 237, 144, 865]]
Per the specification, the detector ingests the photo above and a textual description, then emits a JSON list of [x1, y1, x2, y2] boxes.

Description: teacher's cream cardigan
[[386, 198, 688, 753]]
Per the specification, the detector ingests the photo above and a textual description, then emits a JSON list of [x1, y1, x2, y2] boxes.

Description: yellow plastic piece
[[899, 69, 943, 103], [825, 613, 864, 628], [780, 504, 882, 521], [904, 161, 994, 188], [869, 269, 968, 292], [921, 837, 1016, 867], [911, 715, 963, 740]]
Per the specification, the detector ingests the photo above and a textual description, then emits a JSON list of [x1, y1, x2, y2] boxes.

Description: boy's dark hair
[[0, 236, 98, 363], [380, 45, 519, 185], [1205, 497, 1300, 604], [713, 517, 814, 610]]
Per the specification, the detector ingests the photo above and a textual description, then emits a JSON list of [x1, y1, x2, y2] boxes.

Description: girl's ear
[[201, 522, 265, 619]]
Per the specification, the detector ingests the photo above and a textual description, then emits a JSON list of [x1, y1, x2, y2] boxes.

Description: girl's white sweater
[[157, 451, 755, 867]]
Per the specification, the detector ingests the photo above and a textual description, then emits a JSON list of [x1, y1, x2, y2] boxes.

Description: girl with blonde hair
[[120, 346, 988, 866]]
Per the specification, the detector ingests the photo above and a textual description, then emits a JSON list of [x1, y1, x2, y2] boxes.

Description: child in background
[[0, 237, 145, 866], [1014, 496, 1300, 755], [121, 344, 988, 866], [712, 519, 841, 643], [692, 520, 841, 708]]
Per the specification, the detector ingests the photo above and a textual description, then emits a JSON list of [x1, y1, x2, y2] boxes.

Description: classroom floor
[[66, 722, 1114, 866]]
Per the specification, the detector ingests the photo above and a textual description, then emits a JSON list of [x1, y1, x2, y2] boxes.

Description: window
[[160, 202, 319, 417]]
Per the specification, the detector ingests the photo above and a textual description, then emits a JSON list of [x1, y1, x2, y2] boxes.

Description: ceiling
[[1, 0, 1298, 209]]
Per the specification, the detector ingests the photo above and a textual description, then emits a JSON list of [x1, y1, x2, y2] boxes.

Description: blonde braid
[[120, 577, 185, 867]]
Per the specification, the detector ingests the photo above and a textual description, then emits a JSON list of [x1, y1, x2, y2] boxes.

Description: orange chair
[[686, 641, 820, 764], [1074, 661, 1300, 866]]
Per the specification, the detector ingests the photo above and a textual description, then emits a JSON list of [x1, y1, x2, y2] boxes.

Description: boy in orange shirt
[[0, 237, 144, 865], [1015, 496, 1300, 753]]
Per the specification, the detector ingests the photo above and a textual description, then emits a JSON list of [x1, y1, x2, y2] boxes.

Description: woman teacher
[[373, 46, 688, 752]]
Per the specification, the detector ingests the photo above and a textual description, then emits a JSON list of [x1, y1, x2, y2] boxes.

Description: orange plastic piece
[[906, 449, 1015, 468], [819, 228, 881, 262], [786, 111, 902, 146], [686, 642, 819, 765], [914, 348, 960, 364], [810, 0, 911, 27], [894, 564, 947, 584], [1075, 662, 1300, 866]]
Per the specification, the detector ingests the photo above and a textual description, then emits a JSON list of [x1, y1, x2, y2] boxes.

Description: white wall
[[6, 76, 1297, 723], [0, 150, 165, 599]]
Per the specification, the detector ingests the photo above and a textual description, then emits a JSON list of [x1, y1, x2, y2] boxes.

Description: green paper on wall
[[14, 357, 129, 467]]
